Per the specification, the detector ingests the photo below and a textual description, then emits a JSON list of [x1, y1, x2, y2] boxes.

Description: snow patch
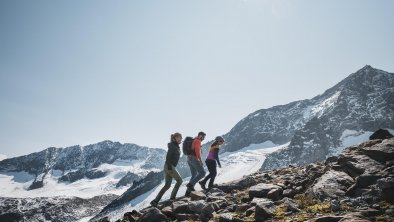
[[310, 91, 341, 118], [328, 129, 374, 157], [387, 129, 394, 136]]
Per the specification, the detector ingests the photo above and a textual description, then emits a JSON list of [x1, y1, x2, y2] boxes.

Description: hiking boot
[[185, 188, 191, 197], [150, 200, 158, 207], [186, 183, 195, 191], [199, 181, 207, 190]]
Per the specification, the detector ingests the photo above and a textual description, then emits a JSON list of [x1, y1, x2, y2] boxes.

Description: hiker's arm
[[214, 148, 221, 167], [166, 144, 175, 170], [195, 140, 202, 160]]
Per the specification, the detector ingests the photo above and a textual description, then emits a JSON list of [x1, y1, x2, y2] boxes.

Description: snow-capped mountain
[[209, 65, 394, 170], [0, 140, 167, 197], [0, 141, 173, 221], [0, 194, 117, 222], [261, 65, 394, 170]]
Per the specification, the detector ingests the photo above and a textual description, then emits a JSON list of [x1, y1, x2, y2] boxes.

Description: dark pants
[[201, 159, 217, 187]]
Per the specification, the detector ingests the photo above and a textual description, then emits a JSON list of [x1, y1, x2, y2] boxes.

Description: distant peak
[[358, 65, 374, 72]]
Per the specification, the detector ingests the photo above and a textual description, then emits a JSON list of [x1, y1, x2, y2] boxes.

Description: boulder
[[255, 200, 275, 222], [160, 206, 174, 218], [249, 183, 281, 198], [369, 129, 393, 140], [282, 189, 296, 198], [172, 201, 192, 214], [361, 138, 394, 163], [138, 208, 168, 222], [188, 200, 207, 214], [267, 188, 282, 201], [190, 191, 206, 201], [308, 170, 354, 200], [282, 197, 300, 212]]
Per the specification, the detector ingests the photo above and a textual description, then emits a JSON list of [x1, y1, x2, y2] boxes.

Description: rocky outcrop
[[99, 134, 394, 222]]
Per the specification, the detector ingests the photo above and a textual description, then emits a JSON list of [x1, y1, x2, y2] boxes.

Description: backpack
[[182, 137, 194, 155]]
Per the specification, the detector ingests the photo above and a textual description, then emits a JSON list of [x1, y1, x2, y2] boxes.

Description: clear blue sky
[[1, 0, 393, 157]]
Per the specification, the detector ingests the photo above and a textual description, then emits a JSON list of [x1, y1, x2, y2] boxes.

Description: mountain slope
[[262, 65, 394, 169], [206, 65, 393, 170]]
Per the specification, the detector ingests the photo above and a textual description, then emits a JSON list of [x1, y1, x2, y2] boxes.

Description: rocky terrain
[[96, 131, 394, 222]]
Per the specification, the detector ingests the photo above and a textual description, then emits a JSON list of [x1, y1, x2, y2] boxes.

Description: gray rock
[[249, 183, 281, 198], [282, 197, 300, 212], [361, 138, 394, 163], [308, 170, 354, 200], [138, 208, 168, 222], [267, 188, 282, 201], [331, 199, 340, 212], [190, 191, 206, 201], [255, 201, 275, 222], [282, 189, 296, 198], [160, 206, 173, 218], [219, 213, 233, 222], [207, 188, 225, 196], [188, 200, 207, 214], [172, 201, 192, 214], [201, 203, 216, 215]]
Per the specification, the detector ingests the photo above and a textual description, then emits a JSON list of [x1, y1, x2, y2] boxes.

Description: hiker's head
[[198, 131, 206, 140], [215, 136, 225, 144], [171, 132, 182, 144]]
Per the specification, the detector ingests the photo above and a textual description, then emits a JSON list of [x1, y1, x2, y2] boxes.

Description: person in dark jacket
[[198, 136, 224, 190], [150, 133, 183, 207]]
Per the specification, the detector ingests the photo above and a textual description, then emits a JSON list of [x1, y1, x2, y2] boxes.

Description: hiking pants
[[154, 164, 182, 202], [187, 156, 206, 186], [201, 159, 217, 187]]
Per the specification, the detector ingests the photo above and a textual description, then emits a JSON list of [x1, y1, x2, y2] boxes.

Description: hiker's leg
[[187, 157, 197, 184], [208, 164, 217, 188], [194, 160, 206, 185], [154, 168, 172, 202], [169, 168, 183, 199]]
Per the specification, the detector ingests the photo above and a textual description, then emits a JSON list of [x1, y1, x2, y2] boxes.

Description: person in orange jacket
[[185, 131, 206, 196]]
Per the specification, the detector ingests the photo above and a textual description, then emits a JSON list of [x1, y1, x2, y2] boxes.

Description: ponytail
[[170, 132, 182, 142]]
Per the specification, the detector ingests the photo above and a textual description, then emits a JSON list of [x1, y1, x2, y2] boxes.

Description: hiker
[[150, 133, 183, 207], [199, 136, 224, 190], [185, 131, 206, 195]]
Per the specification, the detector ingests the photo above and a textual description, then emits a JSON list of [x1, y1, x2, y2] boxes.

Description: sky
[[0, 0, 393, 158]]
